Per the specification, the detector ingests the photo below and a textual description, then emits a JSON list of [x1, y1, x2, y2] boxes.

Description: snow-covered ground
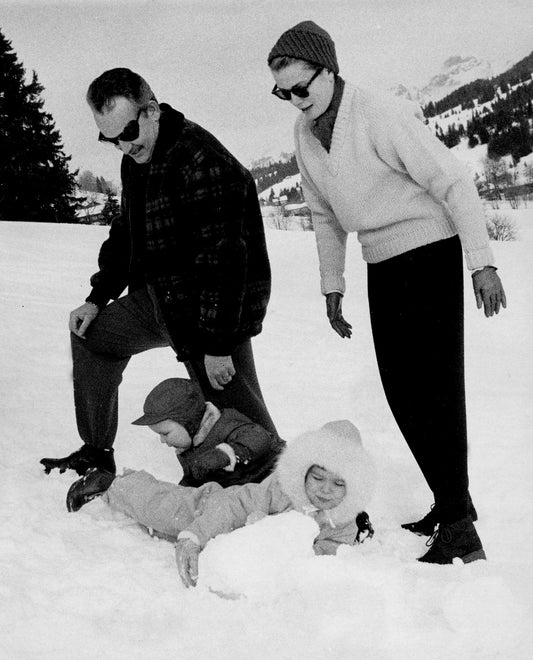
[[1, 213, 532, 659]]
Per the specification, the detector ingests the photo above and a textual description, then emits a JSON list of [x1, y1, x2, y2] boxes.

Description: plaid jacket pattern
[[88, 105, 271, 360]]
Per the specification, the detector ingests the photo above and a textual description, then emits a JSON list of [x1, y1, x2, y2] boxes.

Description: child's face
[[304, 465, 346, 510], [148, 420, 192, 453]]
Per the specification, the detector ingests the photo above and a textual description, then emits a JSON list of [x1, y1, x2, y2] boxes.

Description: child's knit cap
[[132, 378, 206, 437], [268, 20, 339, 74]]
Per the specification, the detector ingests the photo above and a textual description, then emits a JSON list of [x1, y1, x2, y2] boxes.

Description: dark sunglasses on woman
[[98, 108, 143, 145], [271, 67, 322, 101]]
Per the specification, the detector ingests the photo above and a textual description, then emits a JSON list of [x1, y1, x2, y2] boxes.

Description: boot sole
[[462, 548, 487, 563]]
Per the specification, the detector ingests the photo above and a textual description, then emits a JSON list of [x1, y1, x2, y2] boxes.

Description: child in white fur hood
[[66, 420, 375, 588]]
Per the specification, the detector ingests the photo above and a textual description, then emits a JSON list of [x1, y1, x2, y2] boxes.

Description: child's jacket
[[178, 408, 285, 488], [180, 420, 375, 555]]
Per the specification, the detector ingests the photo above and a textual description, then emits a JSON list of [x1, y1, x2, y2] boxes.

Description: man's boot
[[40, 444, 116, 476]]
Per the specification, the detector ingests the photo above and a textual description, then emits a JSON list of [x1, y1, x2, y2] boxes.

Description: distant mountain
[[391, 55, 505, 105], [424, 50, 533, 117]]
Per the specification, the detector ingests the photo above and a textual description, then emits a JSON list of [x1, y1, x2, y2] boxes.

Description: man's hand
[[326, 292, 352, 338], [205, 355, 236, 391], [175, 538, 200, 588], [472, 267, 507, 317], [69, 302, 99, 338]]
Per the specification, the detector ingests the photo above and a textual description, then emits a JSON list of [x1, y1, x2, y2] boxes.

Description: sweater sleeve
[[369, 102, 494, 270], [295, 120, 348, 295], [86, 197, 130, 307], [181, 475, 290, 548], [313, 519, 359, 555]]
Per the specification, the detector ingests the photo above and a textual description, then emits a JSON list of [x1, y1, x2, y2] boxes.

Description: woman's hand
[[326, 292, 352, 338], [175, 538, 201, 588], [472, 267, 507, 317]]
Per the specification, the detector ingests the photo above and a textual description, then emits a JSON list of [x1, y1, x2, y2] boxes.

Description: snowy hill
[[73, 189, 107, 223], [1, 217, 533, 659], [258, 173, 301, 203]]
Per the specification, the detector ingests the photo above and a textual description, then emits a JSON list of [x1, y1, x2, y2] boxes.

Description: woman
[[267, 20, 506, 564]]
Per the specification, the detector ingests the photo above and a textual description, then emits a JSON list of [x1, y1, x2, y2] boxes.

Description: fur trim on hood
[[275, 420, 375, 525]]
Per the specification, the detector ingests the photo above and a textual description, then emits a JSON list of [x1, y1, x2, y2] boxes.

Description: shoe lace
[[425, 523, 453, 548]]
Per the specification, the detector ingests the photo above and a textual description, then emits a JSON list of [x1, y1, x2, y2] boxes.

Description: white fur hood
[[274, 420, 375, 525]]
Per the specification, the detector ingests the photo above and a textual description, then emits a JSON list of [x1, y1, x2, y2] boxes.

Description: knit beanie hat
[[132, 378, 206, 437], [268, 21, 339, 74]]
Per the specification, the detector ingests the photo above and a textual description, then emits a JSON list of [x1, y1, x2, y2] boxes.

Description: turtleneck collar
[[310, 75, 345, 152]]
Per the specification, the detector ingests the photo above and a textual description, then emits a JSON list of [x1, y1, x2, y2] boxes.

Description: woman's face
[[271, 61, 335, 122]]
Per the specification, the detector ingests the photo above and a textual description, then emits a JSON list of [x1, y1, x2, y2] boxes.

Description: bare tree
[[486, 213, 517, 241]]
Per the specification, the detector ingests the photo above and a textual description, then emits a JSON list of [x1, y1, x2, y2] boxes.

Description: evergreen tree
[[99, 190, 120, 225], [0, 29, 77, 222]]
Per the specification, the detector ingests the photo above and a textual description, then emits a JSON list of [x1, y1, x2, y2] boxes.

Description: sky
[[1, 0, 533, 184]]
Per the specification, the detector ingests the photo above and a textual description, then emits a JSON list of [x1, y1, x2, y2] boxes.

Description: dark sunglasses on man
[[271, 67, 322, 101], [98, 107, 143, 145]]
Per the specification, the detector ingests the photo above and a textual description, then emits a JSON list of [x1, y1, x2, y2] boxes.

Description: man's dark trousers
[[71, 287, 278, 449]]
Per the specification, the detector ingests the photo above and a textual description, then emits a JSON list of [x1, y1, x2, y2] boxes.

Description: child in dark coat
[[132, 378, 285, 487]]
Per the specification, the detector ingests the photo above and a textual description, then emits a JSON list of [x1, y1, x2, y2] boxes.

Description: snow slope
[[1, 216, 532, 659]]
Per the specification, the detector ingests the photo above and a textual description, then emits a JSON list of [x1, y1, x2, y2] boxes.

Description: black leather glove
[[355, 511, 374, 543], [326, 292, 352, 338]]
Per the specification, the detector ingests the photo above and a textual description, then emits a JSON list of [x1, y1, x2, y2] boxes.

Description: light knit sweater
[[294, 81, 495, 295]]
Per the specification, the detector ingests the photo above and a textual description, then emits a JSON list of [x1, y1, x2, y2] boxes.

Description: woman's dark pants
[[367, 236, 470, 524]]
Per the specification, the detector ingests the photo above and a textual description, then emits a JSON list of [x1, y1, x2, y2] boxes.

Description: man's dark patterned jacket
[[87, 104, 271, 361]]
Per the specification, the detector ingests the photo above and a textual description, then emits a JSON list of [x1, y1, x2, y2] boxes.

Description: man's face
[[94, 96, 160, 164]]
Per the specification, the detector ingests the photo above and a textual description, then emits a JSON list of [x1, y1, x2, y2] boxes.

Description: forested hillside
[[251, 153, 299, 194], [424, 50, 533, 118], [424, 50, 533, 161]]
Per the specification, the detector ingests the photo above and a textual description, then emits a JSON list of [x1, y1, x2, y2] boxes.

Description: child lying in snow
[[66, 419, 375, 587]]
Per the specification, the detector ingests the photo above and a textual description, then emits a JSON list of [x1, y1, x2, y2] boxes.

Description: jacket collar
[[150, 102, 185, 163], [191, 402, 221, 447]]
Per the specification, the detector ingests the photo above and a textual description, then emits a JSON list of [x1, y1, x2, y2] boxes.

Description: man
[[41, 68, 277, 477]]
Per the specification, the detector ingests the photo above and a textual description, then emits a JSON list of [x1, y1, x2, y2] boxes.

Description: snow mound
[[198, 511, 319, 600], [443, 574, 526, 642]]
